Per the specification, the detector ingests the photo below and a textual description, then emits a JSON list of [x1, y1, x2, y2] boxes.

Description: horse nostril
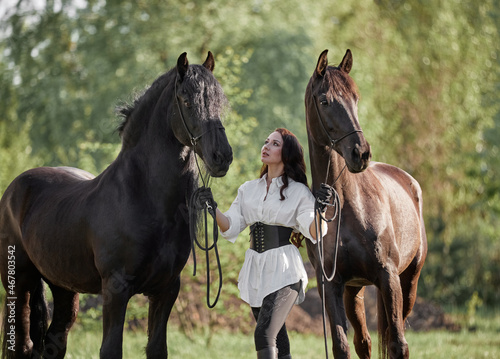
[[353, 144, 371, 164], [353, 147, 360, 158], [362, 150, 371, 162]]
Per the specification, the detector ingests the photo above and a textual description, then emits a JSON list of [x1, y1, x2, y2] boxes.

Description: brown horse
[[305, 49, 427, 359], [0, 52, 232, 358]]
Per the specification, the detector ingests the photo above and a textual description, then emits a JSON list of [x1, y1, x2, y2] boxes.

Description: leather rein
[[311, 92, 361, 359]]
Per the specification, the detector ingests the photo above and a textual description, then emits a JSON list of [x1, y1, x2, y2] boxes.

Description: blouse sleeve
[[220, 184, 248, 243], [294, 185, 328, 244]]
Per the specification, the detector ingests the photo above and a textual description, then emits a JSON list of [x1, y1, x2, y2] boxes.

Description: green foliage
[[1, 0, 499, 313]]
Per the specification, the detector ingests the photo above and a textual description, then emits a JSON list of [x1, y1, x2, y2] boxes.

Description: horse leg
[[399, 258, 425, 324], [99, 274, 132, 359], [42, 284, 79, 359], [344, 286, 371, 359], [378, 269, 409, 359], [1, 257, 47, 358], [146, 276, 180, 359], [29, 278, 49, 357], [321, 280, 350, 359]]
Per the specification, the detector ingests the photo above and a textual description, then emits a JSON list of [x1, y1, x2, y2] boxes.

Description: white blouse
[[220, 174, 327, 307]]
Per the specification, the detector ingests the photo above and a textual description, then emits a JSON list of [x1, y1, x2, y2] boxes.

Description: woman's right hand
[[316, 183, 333, 212], [197, 187, 218, 212]]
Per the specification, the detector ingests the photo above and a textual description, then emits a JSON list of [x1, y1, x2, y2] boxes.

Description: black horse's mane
[[116, 70, 176, 147], [116, 65, 228, 149]]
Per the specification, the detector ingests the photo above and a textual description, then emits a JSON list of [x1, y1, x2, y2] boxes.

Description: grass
[[63, 312, 500, 359]]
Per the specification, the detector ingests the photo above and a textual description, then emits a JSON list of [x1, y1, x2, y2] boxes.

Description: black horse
[[0, 52, 232, 358], [305, 49, 427, 359]]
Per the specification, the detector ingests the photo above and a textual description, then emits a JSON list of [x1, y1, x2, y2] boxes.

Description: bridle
[[174, 74, 224, 148], [175, 74, 223, 308], [312, 91, 363, 149]]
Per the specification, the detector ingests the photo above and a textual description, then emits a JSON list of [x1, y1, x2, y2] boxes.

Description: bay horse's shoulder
[[368, 161, 423, 198]]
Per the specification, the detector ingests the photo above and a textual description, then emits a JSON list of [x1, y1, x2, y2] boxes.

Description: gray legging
[[251, 281, 301, 355]]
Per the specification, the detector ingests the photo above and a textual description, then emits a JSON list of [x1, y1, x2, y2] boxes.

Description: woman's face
[[261, 131, 283, 166]]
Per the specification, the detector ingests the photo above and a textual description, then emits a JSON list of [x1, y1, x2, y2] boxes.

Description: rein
[[314, 170, 342, 359], [175, 75, 223, 308], [312, 91, 355, 359]]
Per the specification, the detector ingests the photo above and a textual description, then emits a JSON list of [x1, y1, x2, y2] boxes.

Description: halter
[[175, 74, 223, 308]]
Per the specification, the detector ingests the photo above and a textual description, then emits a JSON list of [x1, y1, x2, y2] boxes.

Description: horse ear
[[203, 51, 215, 72], [315, 49, 328, 78], [339, 49, 353, 74], [177, 52, 189, 80]]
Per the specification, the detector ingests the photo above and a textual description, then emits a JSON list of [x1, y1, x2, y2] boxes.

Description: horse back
[[0, 166, 102, 291], [0, 166, 95, 226]]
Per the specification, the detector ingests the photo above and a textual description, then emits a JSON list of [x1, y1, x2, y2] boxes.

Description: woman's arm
[[215, 208, 230, 233], [307, 184, 333, 241], [308, 212, 324, 241]]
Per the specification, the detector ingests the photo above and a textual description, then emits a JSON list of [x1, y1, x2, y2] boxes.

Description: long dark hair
[[260, 128, 309, 247]]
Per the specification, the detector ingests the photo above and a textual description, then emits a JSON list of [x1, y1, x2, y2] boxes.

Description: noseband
[[312, 93, 362, 147]]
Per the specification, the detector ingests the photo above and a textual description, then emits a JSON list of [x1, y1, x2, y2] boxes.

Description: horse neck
[[308, 137, 351, 196], [110, 95, 197, 203]]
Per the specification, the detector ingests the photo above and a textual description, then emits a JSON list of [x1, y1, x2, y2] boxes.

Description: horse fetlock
[[388, 340, 409, 359]]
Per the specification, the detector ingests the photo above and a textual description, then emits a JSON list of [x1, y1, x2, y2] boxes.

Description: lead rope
[[188, 152, 223, 308], [176, 76, 222, 309], [189, 176, 223, 309], [314, 163, 347, 359]]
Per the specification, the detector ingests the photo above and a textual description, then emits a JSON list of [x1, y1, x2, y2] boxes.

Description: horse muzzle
[[346, 142, 371, 173], [198, 127, 233, 177]]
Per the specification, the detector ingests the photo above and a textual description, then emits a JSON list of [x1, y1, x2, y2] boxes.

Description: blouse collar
[[260, 174, 285, 194]]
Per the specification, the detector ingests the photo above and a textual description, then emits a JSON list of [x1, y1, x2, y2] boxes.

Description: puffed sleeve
[[295, 185, 328, 244], [220, 183, 248, 243]]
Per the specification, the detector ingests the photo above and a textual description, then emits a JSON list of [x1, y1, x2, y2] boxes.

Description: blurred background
[[0, 0, 499, 356]]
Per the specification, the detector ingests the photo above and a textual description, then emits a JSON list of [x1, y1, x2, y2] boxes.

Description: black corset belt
[[249, 222, 293, 253]]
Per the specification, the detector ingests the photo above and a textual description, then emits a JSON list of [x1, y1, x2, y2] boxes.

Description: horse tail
[[377, 288, 389, 359], [29, 279, 49, 356]]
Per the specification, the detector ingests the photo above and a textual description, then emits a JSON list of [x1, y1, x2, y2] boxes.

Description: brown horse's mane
[[323, 65, 360, 103]]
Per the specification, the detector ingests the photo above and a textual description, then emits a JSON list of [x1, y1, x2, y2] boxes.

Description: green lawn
[[64, 317, 500, 359]]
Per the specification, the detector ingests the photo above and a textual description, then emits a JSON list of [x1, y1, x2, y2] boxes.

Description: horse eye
[[320, 99, 328, 106], [184, 100, 191, 108]]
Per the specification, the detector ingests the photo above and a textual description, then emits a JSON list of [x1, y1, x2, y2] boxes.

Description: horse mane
[[324, 65, 360, 103], [306, 65, 360, 110], [116, 70, 176, 148], [116, 65, 228, 149]]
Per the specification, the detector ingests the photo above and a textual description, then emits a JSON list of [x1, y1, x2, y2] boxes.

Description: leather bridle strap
[[174, 75, 224, 147]]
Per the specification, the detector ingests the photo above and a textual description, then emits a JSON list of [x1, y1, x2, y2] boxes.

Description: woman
[[202, 128, 331, 359]]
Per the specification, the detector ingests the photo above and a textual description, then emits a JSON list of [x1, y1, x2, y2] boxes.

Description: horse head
[[172, 52, 233, 177], [306, 49, 371, 173]]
